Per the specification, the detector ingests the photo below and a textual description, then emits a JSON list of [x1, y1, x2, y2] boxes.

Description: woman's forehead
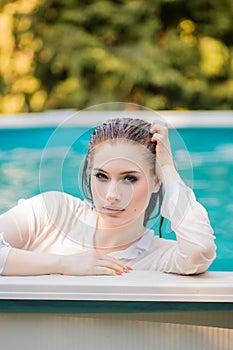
[[91, 141, 150, 169]]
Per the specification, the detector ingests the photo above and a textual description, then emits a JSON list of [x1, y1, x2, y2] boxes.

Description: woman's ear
[[153, 176, 161, 193]]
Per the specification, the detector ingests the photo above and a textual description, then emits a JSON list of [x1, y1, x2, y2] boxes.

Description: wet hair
[[81, 117, 164, 237]]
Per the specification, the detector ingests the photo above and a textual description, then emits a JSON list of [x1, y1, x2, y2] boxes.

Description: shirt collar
[[108, 229, 154, 260]]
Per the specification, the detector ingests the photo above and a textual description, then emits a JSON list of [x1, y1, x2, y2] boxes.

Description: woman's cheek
[[92, 181, 106, 203], [135, 182, 152, 209]]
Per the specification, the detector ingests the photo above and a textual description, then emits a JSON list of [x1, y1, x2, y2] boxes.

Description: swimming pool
[[0, 125, 232, 271]]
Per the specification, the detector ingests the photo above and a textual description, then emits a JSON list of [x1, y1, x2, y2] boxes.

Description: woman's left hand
[[150, 120, 181, 189]]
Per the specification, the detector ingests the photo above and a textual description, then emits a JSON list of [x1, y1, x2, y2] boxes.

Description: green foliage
[[0, 0, 233, 112]]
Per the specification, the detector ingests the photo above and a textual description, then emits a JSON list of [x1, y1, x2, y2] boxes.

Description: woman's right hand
[[59, 250, 128, 276], [150, 119, 181, 190]]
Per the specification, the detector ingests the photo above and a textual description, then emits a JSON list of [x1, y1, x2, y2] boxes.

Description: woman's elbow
[[182, 244, 217, 275]]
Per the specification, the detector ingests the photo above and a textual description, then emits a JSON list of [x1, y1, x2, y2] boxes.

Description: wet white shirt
[[0, 182, 216, 275]]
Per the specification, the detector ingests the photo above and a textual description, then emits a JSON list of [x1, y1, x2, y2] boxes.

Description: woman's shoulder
[[21, 191, 86, 216], [40, 190, 82, 202], [40, 191, 85, 208]]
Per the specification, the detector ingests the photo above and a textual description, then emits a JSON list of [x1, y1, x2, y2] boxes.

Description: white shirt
[[0, 182, 216, 275]]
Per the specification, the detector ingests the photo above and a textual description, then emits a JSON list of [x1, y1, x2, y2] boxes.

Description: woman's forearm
[[159, 164, 181, 190], [2, 248, 126, 276], [2, 248, 62, 276], [160, 182, 216, 274]]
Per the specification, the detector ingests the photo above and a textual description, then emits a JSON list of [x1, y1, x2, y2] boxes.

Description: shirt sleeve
[[0, 194, 48, 249], [0, 192, 58, 274], [0, 232, 12, 274], [0, 193, 46, 274], [155, 181, 216, 274], [0, 191, 85, 274]]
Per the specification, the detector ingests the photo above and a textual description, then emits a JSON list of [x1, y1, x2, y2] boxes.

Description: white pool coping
[[0, 114, 232, 305], [0, 110, 232, 128], [0, 271, 232, 302]]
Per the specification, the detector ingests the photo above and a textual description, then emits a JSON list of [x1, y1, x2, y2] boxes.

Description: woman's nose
[[105, 182, 120, 202]]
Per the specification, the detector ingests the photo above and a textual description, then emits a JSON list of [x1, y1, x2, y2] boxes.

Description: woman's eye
[[123, 175, 138, 183], [94, 172, 108, 181]]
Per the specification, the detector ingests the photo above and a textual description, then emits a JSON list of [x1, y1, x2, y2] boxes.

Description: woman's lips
[[102, 207, 125, 215]]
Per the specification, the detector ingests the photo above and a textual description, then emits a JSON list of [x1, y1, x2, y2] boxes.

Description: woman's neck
[[93, 214, 146, 254]]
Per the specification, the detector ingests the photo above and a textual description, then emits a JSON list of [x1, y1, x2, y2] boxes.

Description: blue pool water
[[0, 126, 232, 271]]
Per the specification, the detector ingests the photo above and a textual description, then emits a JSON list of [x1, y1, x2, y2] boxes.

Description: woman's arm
[[0, 194, 127, 276], [150, 119, 181, 190], [2, 248, 61, 275], [0, 195, 59, 275], [2, 248, 126, 276], [0, 198, 36, 274], [150, 120, 216, 274], [159, 181, 216, 274]]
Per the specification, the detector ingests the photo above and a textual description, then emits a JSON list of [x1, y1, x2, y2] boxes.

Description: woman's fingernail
[[126, 266, 133, 271], [115, 271, 122, 276]]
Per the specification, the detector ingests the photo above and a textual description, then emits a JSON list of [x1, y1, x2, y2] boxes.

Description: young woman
[[0, 117, 216, 276]]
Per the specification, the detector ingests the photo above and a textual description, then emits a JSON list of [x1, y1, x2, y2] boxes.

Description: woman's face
[[90, 140, 158, 228]]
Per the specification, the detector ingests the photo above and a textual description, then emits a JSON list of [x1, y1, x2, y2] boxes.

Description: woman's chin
[[99, 212, 139, 229]]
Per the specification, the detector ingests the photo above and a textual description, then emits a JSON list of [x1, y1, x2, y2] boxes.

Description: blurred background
[[0, 0, 233, 114]]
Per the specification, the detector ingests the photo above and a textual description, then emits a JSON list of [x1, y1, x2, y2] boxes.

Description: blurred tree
[[0, 0, 232, 113]]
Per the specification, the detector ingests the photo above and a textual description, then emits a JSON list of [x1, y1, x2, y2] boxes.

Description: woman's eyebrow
[[93, 168, 141, 175], [93, 168, 107, 173], [120, 171, 141, 175]]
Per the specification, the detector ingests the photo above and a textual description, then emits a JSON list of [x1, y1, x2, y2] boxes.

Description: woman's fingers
[[150, 120, 168, 132], [93, 254, 133, 276], [149, 119, 181, 189], [150, 132, 164, 142], [97, 254, 130, 273], [94, 266, 122, 276], [62, 251, 132, 276], [150, 122, 168, 141], [148, 120, 177, 184]]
